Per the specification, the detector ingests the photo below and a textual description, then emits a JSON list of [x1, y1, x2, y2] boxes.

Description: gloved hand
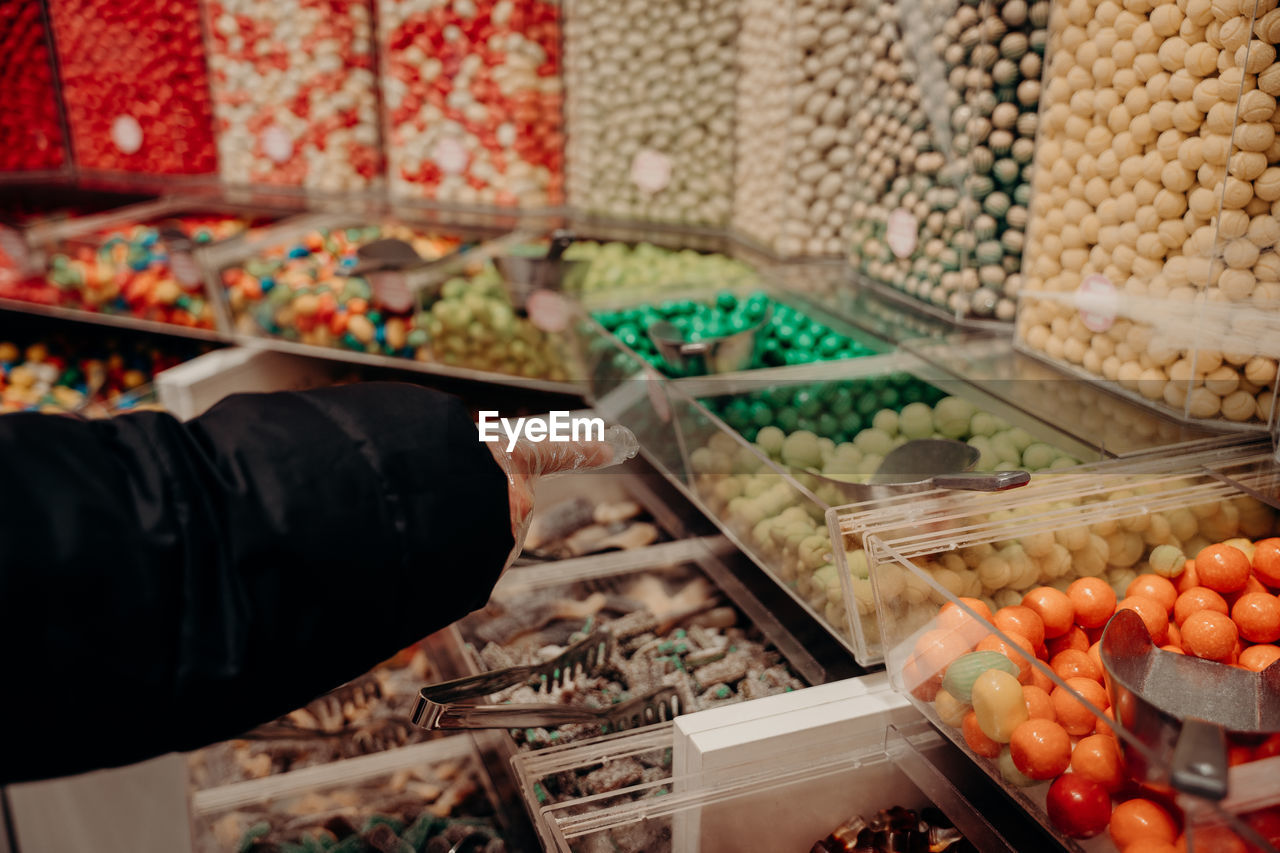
[[486, 423, 640, 570]]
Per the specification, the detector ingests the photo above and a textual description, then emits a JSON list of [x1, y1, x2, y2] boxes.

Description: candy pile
[[464, 565, 804, 749], [204, 0, 382, 190], [593, 292, 880, 377], [196, 752, 505, 853], [734, 0, 861, 257], [561, 240, 757, 295], [0, 334, 198, 414], [0, 0, 66, 172], [187, 641, 439, 788], [564, 0, 736, 226], [380, 0, 564, 208], [48, 0, 217, 174], [912, 536, 1280, 847], [37, 213, 269, 328], [846, 0, 1046, 321], [222, 223, 461, 353], [1017, 0, 1280, 424], [812, 806, 972, 853]]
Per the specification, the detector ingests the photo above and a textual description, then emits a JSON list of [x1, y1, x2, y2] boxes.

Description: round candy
[[1110, 799, 1178, 849], [1023, 586, 1075, 638], [1195, 544, 1253, 594], [1231, 593, 1280, 643], [1069, 577, 1118, 629], [1174, 587, 1229, 626], [1009, 717, 1072, 779], [1181, 610, 1239, 661], [1071, 733, 1126, 793]]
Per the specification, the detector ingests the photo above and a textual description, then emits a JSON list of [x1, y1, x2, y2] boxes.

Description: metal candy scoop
[[646, 306, 773, 376], [348, 236, 450, 312], [494, 230, 588, 314], [1101, 608, 1280, 801], [800, 438, 1030, 502]]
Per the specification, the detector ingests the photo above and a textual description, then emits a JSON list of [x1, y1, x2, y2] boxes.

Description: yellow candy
[[971, 669, 1028, 743]]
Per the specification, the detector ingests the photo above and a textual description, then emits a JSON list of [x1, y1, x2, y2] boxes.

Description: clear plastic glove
[[486, 423, 640, 570]]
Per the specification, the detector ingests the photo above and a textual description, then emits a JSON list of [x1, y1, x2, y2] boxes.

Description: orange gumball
[[1175, 560, 1201, 594], [1196, 544, 1252, 594], [1182, 611, 1239, 662], [1023, 684, 1057, 721], [913, 628, 970, 679], [1068, 577, 1118, 629], [1160, 644, 1186, 654], [1023, 586, 1075, 639], [1052, 648, 1103, 683], [1231, 593, 1280, 643], [1010, 718, 1072, 779], [962, 710, 1001, 758], [1072, 733, 1126, 793], [993, 605, 1047, 649], [1174, 587, 1229, 626], [1239, 643, 1280, 671], [1253, 538, 1280, 589], [938, 598, 994, 646], [1087, 640, 1104, 674], [1127, 574, 1178, 614], [1166, 621, 1182, 649], [1118, 595, 1170, 644], [976, 631, 1036, 682], [1047, 624, 1091, 657], [1053, 677, 1110, 736], [1110, 798, 1178, 848], [1123, 842, 1177, 853], [1028, 661, 1055, 694], [1175, 825, 1247, 853]]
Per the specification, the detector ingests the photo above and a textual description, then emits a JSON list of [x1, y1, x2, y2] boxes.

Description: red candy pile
[[48, 0, 217, 174], [0, 0, 67, 171]]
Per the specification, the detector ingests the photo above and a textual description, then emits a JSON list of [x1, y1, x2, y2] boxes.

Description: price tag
[[261, 126, 294, 163], [169, 251, 203, 290], [1075, 274, 1118, 332], [111, 115, 143, 155], [434, 138, 468, 175], [526, 289, 571, 333], [0, 225, 31, 274], [631, 149, 672, 194], [369, 270, 416, 314], [886, 208, 918, 259]]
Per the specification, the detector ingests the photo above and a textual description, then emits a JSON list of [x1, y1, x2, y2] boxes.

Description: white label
[[369, 271, 415, 314], [0, 226, 30, 274], [169, 251, 203, 289], [526, 289, 571, 333], [630, 149, 672, 194], [1075, 273, 1118, 332], [261, 125, 294, 164], [886, 208, 918, 259], [434, 138, 468, 175], [111, 115, 144, 155]]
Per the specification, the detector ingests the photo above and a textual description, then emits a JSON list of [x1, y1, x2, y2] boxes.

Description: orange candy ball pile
[[916, 535, 1280, 845]]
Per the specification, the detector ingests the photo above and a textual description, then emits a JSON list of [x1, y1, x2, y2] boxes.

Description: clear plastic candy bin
[[518, 718, 1022, 853], [869, 452, 1280, 851], [670, 344, 1100, 664], [1016, 0, 1280, 430]]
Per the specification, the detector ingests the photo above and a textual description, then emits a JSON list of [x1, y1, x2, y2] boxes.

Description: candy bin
[[379, 0, 564, 209], [47, 0, 218, 176], [189, 736, 512, 853], [674, 346, 1099, 662], [562, 239, 758, 298], [732, 0, 864, 258], [0, 0, 68, 173], [563, 0, 737, 227], [845, 0, 1047, 324], [519, 719, 1010, 853], [202, 0, 383, 192], [867, 451, 1280, 850], [23, 199, 287, 331], [1016, 0, 1280, 430]]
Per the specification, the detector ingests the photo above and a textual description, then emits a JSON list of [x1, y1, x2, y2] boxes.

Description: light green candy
[[854, 428, 895, 457], [781, 431, 823, 469], [1149, 544, 1186, 578], [872, 409, 901, 436], [1022, 442, 1057, 470], [899, 402, 935, 439], [756, 426, 785, 457], [934, 397, 977, 439]]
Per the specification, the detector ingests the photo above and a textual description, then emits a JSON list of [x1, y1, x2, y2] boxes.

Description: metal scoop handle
[[411, 687, 680, 731], [929, 470, 1032, 491]]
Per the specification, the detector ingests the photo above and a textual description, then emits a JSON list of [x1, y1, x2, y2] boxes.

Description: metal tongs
[[800, 438, 1030, 502], [411, 630, 682, 733]]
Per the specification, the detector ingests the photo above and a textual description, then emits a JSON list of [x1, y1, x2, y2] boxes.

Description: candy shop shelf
[[518, 717, 1031, 853], [0, 297, 229, 343], [633, 342, 1110, 666], [865, 452, 1280, 852], [188, 735, 513, 853]]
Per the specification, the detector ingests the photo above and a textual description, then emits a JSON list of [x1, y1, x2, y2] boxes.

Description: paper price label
[[434, 138, 468, 175], [369, 271, 416, 314], [631, 149, 672, 194], [886, 208, 918, 259], [1075, 274, 1118, 332], [261, 126, 294, 164], [169, 251, 203, 289], [111, 115, 143, 155], [526, 289, 571, 333]]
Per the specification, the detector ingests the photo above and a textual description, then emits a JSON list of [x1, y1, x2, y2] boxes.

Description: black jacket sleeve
[[0, 382, 513, 784]]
